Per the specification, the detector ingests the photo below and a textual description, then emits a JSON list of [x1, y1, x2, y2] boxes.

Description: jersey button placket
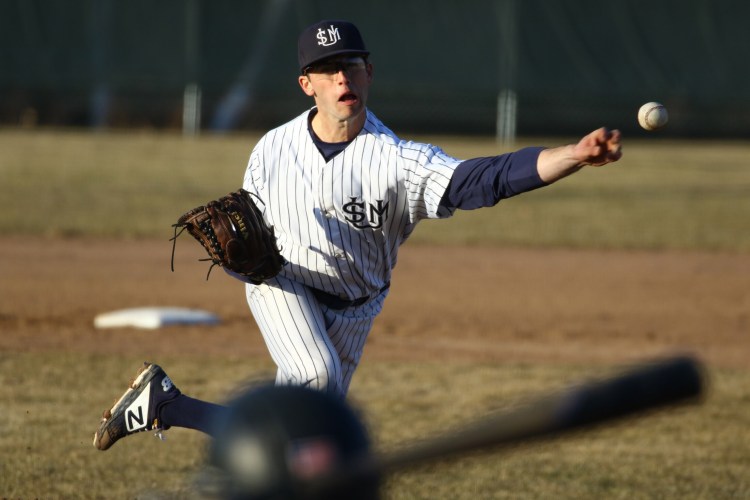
[[319, 161, 345, 276]]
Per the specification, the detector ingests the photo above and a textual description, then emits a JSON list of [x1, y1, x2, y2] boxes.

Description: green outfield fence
[[1, 0, 748, 138]]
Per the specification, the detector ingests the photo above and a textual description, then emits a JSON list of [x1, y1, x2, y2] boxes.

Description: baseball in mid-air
[[638, 102, 669, 131]]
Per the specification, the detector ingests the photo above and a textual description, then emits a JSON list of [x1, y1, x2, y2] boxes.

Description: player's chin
[[336, 102, 364, 119]]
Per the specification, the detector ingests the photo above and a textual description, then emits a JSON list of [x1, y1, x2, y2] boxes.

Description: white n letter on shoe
[[126, 382, 151, 432]]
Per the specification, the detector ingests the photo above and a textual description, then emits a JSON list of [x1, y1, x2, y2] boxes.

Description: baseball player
[[93, 19, 622, 450]]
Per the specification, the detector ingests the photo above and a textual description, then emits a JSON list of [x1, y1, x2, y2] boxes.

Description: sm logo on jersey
[[343, 197, 389, 229]]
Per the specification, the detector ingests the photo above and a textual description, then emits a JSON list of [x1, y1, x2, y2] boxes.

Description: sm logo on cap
[[316, 26, 341, 47]]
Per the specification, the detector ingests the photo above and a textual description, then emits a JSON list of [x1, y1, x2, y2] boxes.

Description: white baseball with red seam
[[638, 102, 669, 130]]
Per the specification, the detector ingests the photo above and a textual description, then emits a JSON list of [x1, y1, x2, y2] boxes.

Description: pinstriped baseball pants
[[245, 275, 388, 397]]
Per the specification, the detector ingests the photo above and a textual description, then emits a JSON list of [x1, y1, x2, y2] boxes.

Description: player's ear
[[298, 75, 315, 97]]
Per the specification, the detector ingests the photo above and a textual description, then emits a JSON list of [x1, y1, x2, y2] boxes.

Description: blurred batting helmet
[[205, 385, 379, 500]]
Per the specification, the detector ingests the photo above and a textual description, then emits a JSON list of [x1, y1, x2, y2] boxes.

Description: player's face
[[298, 55, 372, 122]]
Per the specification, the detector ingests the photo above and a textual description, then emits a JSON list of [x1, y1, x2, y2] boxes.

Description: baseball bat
[[307, 355, 705, 494]]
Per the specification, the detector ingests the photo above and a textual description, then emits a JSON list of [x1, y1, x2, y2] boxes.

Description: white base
[[93, 307, 220, 330]]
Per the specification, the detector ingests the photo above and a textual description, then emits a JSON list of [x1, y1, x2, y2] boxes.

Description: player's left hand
[[573, 127, 622, 167]]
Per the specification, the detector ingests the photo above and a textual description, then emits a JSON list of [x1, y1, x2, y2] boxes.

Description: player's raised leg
[[93, 362, 227, 450]]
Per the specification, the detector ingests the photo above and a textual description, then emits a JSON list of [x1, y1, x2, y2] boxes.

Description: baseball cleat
[[93, 362, 181, 450]]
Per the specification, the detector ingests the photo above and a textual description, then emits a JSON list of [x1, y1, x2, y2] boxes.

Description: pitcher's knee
[[276, 366, 345, 397], [303, 371, 345, 397]]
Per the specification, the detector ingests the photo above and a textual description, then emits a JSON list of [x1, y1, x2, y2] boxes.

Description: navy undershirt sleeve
[[440, 146, 547, 210]]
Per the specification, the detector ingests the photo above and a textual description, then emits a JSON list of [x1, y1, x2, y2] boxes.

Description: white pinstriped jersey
[[243, 108, 462, 301]]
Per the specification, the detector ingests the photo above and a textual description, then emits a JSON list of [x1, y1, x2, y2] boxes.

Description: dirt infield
[[2, 236, 747, 370]]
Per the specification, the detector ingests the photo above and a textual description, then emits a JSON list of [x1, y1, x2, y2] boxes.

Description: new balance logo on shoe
[[126, 381, 152, 432], [94, 363, 181, 451]]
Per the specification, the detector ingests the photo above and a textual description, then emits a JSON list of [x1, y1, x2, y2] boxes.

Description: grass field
[[1, 353, 748, 499], [1, 128, 749, 498]]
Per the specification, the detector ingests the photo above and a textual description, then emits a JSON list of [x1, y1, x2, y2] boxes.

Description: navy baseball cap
[[298, 20, 369, 73]]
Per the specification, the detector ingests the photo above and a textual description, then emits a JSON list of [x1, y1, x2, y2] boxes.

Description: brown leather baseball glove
[[171, 189, 285, 283]]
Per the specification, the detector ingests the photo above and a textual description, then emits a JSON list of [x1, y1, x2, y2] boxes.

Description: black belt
[[311, 283, 390, 310]]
